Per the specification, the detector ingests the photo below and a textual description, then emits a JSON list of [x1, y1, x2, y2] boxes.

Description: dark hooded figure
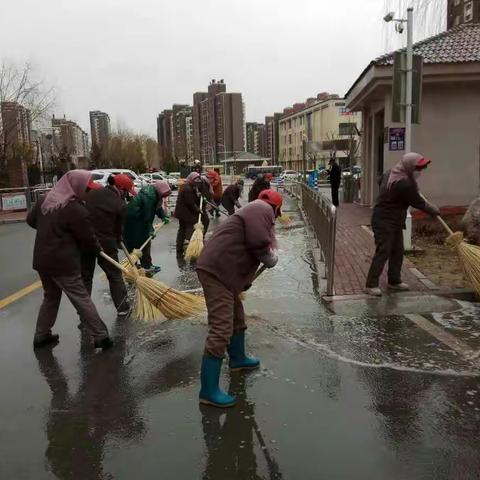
[[365, 152, 439, 296], [81, 174, 136, 317], [248, 174, 270, 202], [174, 172, 211, 258], [27, 170, 112, 350], [222, 179, 244, 215], [328, 157, 341, 207]]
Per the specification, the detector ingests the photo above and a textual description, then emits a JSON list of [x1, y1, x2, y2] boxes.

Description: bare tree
[[0, 60, 56, 185], [325, 120, 361, 169]]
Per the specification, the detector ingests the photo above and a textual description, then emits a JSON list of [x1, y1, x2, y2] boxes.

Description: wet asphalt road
[[1, 194, 480, 479]]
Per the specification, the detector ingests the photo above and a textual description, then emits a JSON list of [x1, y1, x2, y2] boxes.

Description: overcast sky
[[1, 0, 415, 137]]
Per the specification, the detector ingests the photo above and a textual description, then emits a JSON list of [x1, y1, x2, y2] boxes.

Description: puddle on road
[[126, 203, 480, 380]]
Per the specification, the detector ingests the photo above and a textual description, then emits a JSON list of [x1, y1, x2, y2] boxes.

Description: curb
[[323, 287, 476, 304], [0, 218, 26, 225]]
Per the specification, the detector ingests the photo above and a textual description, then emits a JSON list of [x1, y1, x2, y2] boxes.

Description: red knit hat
[[114, 174, 136, 196], [259, 189, 283, 216]]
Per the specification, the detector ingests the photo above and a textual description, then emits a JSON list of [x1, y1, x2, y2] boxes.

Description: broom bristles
[[123, 268, 205, 321], [446, 231, 480, 296], [278, 214, 292, 226], [120, 248, 143, 271], [185, 222, 204, 261]]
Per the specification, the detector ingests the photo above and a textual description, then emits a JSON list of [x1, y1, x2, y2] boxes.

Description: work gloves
[[259, 250, 278, 268]]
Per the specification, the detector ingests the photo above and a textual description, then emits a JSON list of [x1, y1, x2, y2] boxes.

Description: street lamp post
[[384, 7, 414, 152]]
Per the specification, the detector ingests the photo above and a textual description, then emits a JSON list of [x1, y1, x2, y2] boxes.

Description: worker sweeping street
[[365, 152, 440, 296], [196, 189, 282, 408], [222, 178, 244, 215], [81, 174, 135, 317], [248, 173, 271, 202], [27, 170, 113, 350], [123, 180, 171, 275], [174, 172, 210, 258], [206, 169, 223, 218]]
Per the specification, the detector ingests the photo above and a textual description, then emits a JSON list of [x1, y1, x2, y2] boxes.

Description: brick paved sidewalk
[[334, 203, 427, 296], [0, 210, 27, 224]]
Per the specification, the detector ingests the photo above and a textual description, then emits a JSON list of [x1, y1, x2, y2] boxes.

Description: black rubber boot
[[33, 333, 60, 348], [94, 337, 114, 350]]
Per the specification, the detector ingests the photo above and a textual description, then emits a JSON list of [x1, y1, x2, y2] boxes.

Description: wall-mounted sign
[[389, 127, 405, 151], [1, 193, 27, 211]]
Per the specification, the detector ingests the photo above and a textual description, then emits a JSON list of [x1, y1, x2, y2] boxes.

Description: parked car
[[165, 175, 178, 190], [90, 169, 147, 192], [282, 170, 298, 180], [139, 171, 178, 191], [341, 166, 362, 178]]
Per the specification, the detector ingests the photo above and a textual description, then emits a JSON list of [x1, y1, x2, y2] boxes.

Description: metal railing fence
[[284, 181, 337, 296]]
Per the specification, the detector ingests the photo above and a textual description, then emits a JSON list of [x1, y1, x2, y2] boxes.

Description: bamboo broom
[[278, 214, 292, 226], [436, 214, 480, 296], [185, 196, 205, 261], [99, 251, 206, 321], [120, 222, 165, 270]]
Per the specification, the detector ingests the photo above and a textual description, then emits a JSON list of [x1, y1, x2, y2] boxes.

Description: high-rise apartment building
[[246, 121, 272, 158], [448, 0, 480, 28], [172, 104, 192, 161], [0, 101, 32, 186], [157, 109, 173, 165], [192, 79, 245, 164], [157, 105, 193, 164], [192, 92, 208, 162], [89, 110, 111, 149], [246, 122, 259, 154], [52, 115, 89, 168]]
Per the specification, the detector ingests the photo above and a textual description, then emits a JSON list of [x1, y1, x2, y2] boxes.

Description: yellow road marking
[[0, 280, 42, 310]]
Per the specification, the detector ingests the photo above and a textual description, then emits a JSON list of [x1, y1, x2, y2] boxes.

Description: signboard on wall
[[389, 127, 405, 151], [1, 193, 27, 211]]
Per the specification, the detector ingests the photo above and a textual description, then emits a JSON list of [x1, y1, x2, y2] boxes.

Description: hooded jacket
[[222, 183, 242, 209], [196, 200, 276, 294], [85, 185, 127, 254], [123, 185, 161, 249], [27, 197, 101, 276], [174, 176, 211, 224], [207, 171, 223, 201], [372, 172, 438, 230], [248, 177, 270, 202]]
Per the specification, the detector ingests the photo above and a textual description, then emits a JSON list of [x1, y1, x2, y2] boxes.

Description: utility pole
[[384, 7, 414, 152], [405, 7, 413, 152]]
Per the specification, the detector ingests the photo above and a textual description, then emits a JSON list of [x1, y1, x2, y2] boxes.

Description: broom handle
[[435, 215, 454, 236], [205, 199, 228, 217], [120, 241, 136, 268], [420, 193, 454, 236], [197, 196, 203, 223], [254, 264, 268, 281], [139, 222, 164, 251], [99, 251, 130, 275]]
